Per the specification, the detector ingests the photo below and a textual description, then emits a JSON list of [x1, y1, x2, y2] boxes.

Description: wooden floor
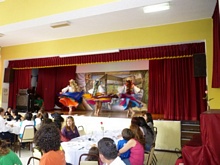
[[50, 109, 164, 120]]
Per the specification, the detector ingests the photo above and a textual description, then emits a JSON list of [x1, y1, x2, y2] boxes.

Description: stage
[[50, 108, 165, 120]]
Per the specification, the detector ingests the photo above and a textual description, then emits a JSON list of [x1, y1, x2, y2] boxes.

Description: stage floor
[[50, 109, 164, 120]]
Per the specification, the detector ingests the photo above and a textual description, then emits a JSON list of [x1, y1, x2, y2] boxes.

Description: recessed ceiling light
[[50, 21, 71, 28], [143, 2, 170, 13]]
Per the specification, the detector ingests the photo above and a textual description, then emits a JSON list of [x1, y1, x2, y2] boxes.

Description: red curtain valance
[[8, 42, 205, 69]]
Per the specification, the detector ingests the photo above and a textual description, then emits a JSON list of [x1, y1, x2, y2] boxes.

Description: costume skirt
[[83, 93, 112, 105], [59, 91, 83, 107], [120, 94, 142, 110]]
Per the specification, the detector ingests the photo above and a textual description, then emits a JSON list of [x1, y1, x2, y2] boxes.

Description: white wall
[[76, 60, 149, 73]]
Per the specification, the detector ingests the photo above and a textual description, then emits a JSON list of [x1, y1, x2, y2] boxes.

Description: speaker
[[193, 53, 206, 77], [3, 68, 14, 83], [16, 94, 29, 112]]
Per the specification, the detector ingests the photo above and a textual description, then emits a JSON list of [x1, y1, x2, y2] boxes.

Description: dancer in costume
[[59, 79, 84, 114], [84, 79, 112, 116], [118, 80, 143, 117]]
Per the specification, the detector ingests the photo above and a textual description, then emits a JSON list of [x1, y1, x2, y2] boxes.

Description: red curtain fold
[[36, 66, 76, 110], [8, 70, 31, 109], [8, 42, 205, 69], [148, 57, 206, 120], [212, 0, 220, 88]]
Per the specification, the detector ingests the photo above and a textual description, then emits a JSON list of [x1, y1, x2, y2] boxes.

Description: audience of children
[[0, 108, 16, 143], [61, 116, 80, 141], [0, 139, 22, 165]]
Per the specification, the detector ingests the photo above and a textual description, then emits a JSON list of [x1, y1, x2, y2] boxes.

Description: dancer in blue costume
[[59, 79, 84, 114], [119, 80, 143, 117]]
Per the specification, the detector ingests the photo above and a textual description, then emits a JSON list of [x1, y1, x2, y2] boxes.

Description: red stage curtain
[[8, 43, 205, 69], [148, 57, 206, 120], [212, 0, 220, 88], [36, 66, 76, 110], [8, 70, 31, 109]]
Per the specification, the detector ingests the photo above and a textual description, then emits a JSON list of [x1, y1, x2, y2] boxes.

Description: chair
[[78, 153, 101, 165], [32, 146, 42, 159], [26, 156, 40, 165], [18, 125, 35, 157], [144, 144, 156, 165], [152, 127, 158, 163], [78, 126, 86, 136]]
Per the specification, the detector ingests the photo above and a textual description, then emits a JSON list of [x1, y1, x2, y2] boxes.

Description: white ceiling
[[0, 0, 217, 47]]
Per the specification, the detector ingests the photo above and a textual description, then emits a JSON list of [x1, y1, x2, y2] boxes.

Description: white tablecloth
[[61, 130, 121, 165], [6, 120, 21, 135]]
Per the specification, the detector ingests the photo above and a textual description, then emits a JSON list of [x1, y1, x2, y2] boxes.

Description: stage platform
[[49, 109, 165, 120]]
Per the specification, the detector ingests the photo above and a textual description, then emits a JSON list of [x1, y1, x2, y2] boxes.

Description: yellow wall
[[1, 18, 219, 109]]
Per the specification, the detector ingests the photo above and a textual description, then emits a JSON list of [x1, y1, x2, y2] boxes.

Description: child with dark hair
[[10, 109, 22, 122], [0, 139, 22, 165], [117, 128, 134, 165], [85, 146, 99, 161], [53, 115, 69, 142], [34, 123, 65, 165], [119, 124, 145, 165], [138, 117, 154, 151], [142, 111, 154, 131], [4, 107, 12, 121], [19, 112, 35, 138]]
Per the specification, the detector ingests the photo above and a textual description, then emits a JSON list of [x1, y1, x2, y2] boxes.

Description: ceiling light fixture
[[50, 21, 71, 28], [59, 49, 119, 58], [143, 2, 170, 13]]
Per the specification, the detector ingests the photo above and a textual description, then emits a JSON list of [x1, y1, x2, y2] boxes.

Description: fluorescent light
[[143, 2, 170, 13], [59, 49, 119, 58], [51, 21, 71, 28]]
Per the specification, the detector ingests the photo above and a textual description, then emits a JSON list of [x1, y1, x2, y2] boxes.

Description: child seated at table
[[61, 116, 79, 141], [19, 112, 35, 138], [85, 146, 99, 161], [10, 109, 23, 122], [117, 128, 132, 165]]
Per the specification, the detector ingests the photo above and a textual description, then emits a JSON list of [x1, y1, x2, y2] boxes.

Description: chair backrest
[[78, 126, 86, 136], [78, 153, 101, 165], [21, 125, 35, 142], [145, 144, 155, 165], [153, 126, 158, 143], [32, 146, 42, 159], [27, 156, 40, 165]]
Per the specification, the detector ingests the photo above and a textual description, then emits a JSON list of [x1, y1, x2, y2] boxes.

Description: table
[[61, 130, 121, 165], [6, 120, 21, 135]]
